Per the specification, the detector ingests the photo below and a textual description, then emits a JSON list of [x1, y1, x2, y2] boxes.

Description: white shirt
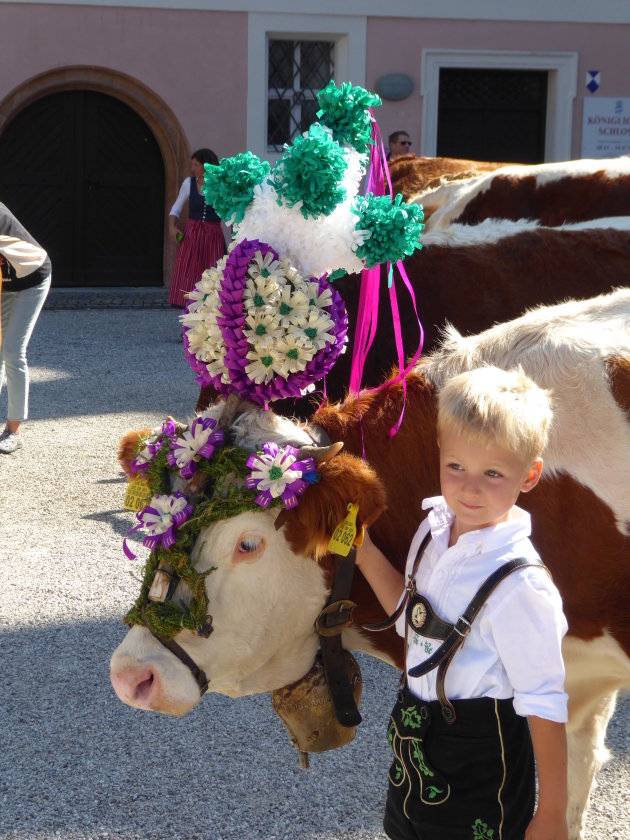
[[169, 179, 192, 218], [396, 496, 568, 722]]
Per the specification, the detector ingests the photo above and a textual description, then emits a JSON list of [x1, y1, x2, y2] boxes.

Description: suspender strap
[[407, 558, 547, 723], [362, 532, 432, 633]]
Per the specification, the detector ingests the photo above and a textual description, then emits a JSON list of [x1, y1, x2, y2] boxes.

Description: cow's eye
[[239, 536, 262, 553], [232, 532, 266, 564]]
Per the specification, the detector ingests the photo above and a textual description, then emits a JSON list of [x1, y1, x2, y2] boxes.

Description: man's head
[[388, 131, 412, 159]]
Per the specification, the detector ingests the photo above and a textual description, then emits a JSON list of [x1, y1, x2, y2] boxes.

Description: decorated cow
[[112, 287, 630, 840]]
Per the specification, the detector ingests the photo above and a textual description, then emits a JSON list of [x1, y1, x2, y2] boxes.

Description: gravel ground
[[1, 296, 628, 839]]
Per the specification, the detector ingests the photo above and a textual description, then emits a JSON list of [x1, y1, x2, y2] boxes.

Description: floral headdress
[[123, 416, 319, 640], [181, 81, 424, 405]]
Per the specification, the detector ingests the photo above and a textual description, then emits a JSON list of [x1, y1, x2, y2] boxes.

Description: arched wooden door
[[0, 90, 164, 286]]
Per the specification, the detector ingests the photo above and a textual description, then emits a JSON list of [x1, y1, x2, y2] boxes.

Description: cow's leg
[[562, 634, 630, 840]]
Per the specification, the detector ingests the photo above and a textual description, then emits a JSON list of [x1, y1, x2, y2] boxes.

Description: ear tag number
[[328, 503, 360, 557], [124, 477, 152, 512]]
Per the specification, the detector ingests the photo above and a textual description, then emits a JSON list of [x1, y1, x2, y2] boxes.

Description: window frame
[[248, 13, 367, 164]]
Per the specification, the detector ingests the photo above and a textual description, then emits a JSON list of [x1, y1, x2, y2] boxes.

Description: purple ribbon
[[123, 491, 194, 560], [166, 416, 225, 479], [130, 419, 178, 474], [246, 442, 317, 510]]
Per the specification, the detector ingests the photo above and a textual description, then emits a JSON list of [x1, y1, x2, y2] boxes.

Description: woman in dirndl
[[167, 148, 226, 308]]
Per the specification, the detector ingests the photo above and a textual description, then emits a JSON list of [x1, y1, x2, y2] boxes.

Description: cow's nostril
[[135, 672, 155, 702]]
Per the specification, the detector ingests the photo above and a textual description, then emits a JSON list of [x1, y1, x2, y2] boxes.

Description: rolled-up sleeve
[[485, 571, 568, 722]]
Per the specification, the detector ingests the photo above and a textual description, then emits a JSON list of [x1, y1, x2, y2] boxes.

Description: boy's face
[[438, 429, 542, 542]]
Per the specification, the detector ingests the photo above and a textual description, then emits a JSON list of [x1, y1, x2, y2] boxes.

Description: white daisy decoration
[[294, 309, 336, 350], [245, 345, 277, 384], [274, 333, 317, 376], [277, 284, 310, 328], [243, 274, 281, 313], [247, 250, 282, 281]]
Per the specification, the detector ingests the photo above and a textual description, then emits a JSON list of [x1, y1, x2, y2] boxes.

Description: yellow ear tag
[[328, 503, 360, 557], [124, 477, 152, 512]]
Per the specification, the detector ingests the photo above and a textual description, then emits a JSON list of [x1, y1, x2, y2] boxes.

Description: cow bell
[[271, 651, 362, 769]]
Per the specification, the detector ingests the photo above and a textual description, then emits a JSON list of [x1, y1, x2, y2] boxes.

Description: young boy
[[357, 366, 569, 840]]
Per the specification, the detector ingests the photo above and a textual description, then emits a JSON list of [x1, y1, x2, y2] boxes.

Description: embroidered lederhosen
[[366, 535, 544, 839]]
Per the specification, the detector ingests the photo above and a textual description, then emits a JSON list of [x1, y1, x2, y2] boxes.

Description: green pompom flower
[[352, 193, 425, 268], [203, 152, 271, 224], [316, 81, 382, 154], [270, 123, 348, 219]]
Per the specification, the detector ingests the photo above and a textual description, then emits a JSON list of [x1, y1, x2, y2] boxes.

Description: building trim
[[2, 1, 629, 25]]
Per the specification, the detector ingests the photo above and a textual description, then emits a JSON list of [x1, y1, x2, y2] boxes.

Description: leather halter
[[137, 421, 359, 712], [140, 581, 211, 696]]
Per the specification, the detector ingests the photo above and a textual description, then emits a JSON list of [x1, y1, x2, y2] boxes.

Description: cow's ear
[[282, 452, 387, 558], [118, 429, 151, 478]]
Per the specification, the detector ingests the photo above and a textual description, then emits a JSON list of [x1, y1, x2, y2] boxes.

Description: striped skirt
[[168, 220, 226, 308]]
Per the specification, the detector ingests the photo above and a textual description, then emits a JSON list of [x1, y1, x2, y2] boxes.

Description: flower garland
[[181, 239, 348, 403], [123, 420, 320, 641]]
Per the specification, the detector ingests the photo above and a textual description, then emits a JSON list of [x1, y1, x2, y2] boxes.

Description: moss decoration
[[124, 434, 281, 641], [316, 81, 382, 154], [352, 192, 425, 268], [270, 124, 348, 219]]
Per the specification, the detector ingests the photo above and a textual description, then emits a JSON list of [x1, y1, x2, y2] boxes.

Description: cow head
[[110, 400, 386, 717]]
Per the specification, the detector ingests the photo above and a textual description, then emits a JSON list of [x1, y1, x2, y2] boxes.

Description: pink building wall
[[366, 17, 630, 159], [0, 3, 248, 159]]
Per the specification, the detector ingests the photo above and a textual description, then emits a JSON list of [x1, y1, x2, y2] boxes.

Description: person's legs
[[0, 275, 50, 450]]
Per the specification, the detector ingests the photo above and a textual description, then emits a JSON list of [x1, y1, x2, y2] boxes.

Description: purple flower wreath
[[181, 239, 348, 405]]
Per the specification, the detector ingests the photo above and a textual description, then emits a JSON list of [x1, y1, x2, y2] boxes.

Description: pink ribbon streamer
[[348, 114, 425, 438]]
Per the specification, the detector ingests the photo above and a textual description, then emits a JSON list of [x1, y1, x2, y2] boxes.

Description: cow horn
[[297, 441, 344, 463], [217, 393, 244, 429]]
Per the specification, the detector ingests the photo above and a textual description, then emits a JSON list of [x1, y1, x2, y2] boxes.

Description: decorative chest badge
[[411, 601, 427, 631]]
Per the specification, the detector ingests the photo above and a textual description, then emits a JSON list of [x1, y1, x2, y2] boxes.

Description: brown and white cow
[[422, 156, 630, 231], [388, 153, 508, 218], [112, 288, 630, 840]]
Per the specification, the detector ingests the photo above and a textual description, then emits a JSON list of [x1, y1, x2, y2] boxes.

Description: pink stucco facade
[[366, 17, 630, 159], [1, 2, 628, 284], [0, 4, 248, 158]]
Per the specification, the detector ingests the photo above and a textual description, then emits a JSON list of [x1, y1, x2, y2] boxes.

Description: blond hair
[[437, 366, 552, 464]]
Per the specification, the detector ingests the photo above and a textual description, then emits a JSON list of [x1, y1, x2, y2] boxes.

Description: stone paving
[[44, 285, 171, 310]]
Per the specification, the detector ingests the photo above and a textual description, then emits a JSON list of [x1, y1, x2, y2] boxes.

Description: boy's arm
[[525, 716, 569, 840], [355, 529, 405, 616]]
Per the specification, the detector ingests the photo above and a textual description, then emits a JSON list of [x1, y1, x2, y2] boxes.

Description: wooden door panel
[[0, 91, 164, 286]]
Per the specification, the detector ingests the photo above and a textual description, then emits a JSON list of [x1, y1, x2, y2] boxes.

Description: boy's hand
[[525, 806, 568, 840]]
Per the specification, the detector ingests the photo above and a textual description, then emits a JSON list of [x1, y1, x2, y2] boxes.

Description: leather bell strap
[[317, 548, 362, 728], [363, 532, 432, 633]]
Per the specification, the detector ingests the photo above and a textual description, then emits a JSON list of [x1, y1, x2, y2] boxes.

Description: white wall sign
[[582, 97, 630, 158]]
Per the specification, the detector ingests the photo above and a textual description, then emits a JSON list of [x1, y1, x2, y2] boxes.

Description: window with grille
[[267, 39, 334, 153]]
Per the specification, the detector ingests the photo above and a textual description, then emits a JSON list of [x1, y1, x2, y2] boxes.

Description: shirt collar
[[421, 495, 532, 554]]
